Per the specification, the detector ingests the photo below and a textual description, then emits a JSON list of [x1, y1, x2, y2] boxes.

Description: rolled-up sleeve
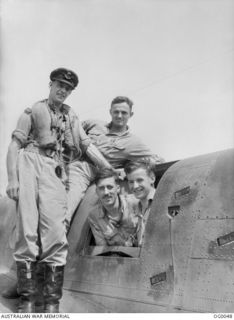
[[82, 119, 90, 133], [125, 135, 164, 165], [12, 109, 32, 146], [125, 135, 153, 158]]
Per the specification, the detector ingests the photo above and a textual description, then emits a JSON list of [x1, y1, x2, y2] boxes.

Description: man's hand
[[125, 238, 134, 247], [154, 154, 165, 164], [114, 168, 126, 181], [6, 180, 19, 201]]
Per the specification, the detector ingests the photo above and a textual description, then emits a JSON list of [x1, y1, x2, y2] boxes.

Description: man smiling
[[124, 161, 156, 247], [82, 96, 162, 169], [65, 96, 163, 230], [88, 168, 138, 246], [4, 68, 111, 312]]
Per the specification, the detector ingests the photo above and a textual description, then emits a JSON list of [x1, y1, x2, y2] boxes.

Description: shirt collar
[[47, 99, 70, 115], [106, 122, 130, 136], [138, 188, 156, 212]]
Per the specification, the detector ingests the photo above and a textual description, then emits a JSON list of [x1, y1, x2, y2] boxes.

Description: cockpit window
[[82, 227, 141, 258]]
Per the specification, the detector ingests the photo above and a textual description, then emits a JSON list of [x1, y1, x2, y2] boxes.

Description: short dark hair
[[124, 160, 155, 177], [111, 96, 133, 112], [94, 168, 119, 185]]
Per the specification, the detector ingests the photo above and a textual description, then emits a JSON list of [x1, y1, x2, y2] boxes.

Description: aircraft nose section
[[151, 148, 234, 313]]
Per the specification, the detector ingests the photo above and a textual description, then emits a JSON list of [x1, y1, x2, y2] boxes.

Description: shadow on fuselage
[[1, 150, 234, 312]]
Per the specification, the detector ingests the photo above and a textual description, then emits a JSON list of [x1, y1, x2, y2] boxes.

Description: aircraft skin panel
[[182, 149, 234, 312], [148, 148, 234, 312], [158, 149, 234, 312], [60, 289, 113, 313], [61, 288, 170, 313], [191, 219, 234, 260], [197, 149, 234, 220], [150, 149, 215, 309], [64, 249, 173, 307], [183, 259, 234, 312]]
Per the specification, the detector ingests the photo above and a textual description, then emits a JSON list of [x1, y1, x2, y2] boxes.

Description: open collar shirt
[[82, 119, 160, 168], [136, 188, 156, 247], [12, 99, 91, 155], [88, 194, 139, 246]]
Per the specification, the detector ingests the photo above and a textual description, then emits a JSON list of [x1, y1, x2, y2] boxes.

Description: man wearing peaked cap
[[4, 68, 111, 313], [50, 68, 79, 90]]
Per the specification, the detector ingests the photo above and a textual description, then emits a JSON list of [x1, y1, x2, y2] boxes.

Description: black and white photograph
[[0, 0, 233, 317]]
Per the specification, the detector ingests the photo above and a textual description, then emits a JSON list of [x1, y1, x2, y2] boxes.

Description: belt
[[25, 144, 67, 180], [25, 144, 93, 168], [25, 144, 57, 159]]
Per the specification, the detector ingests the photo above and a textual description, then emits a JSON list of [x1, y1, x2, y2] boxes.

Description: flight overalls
[[12, 99, 87, 312]]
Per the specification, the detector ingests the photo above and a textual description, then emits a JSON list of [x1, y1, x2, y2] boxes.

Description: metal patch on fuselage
[[217, 232, 234, 246], [174, 186, 190, 199], [150, 272, 167, 286]]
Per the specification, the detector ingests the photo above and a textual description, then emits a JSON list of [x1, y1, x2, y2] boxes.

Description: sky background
[[0, 0, 233, 196]]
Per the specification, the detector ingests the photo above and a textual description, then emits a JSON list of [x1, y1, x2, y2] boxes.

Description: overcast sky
[[0, 0, 233, 195]]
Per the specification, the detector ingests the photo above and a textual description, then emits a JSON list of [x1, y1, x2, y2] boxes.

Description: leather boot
[[35, 263, 45, 308], [1, 265, 45, 304], [2, 282, 19, 299], [44, 265, 64, 313], [16, 261, 37, 313]]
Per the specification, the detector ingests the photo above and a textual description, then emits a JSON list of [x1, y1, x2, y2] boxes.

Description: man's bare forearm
[[7, 139, 21, 183], [6, 139, 21, 200]]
